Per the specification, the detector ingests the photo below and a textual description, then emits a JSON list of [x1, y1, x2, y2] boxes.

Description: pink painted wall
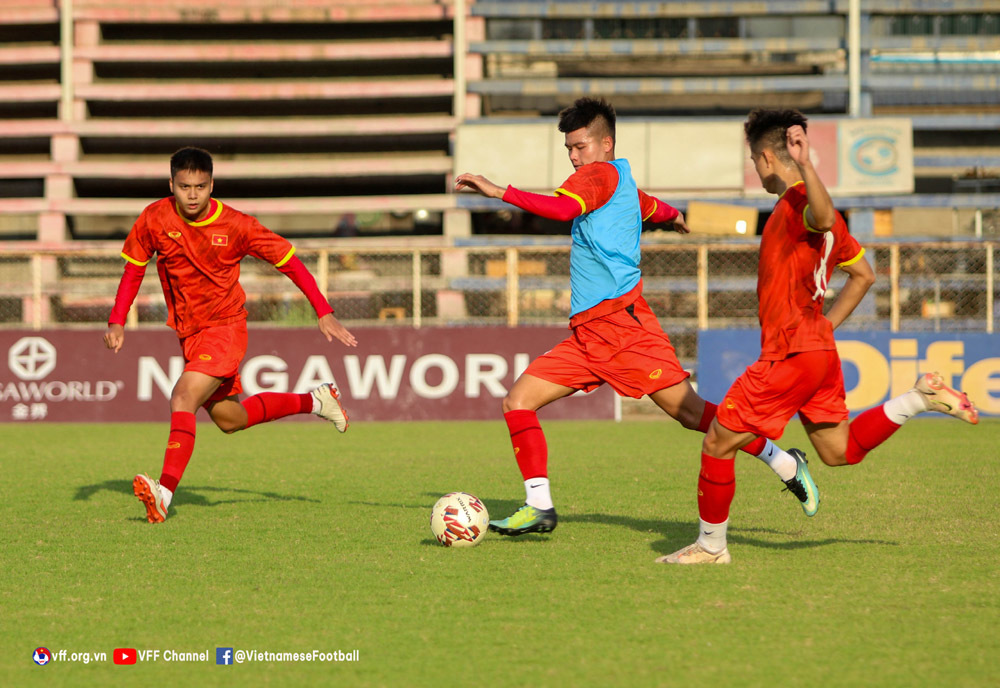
[[0, 327, 615, 423]]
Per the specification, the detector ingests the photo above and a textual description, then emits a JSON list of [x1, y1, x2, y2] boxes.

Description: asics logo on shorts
[[648, 369, 662, 379], [199, 354, 212, 360]]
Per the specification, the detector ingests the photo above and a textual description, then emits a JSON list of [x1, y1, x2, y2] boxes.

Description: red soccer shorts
[[524, 296, 689, 399], [716, 348, 848, 439], [179, 321, 248, 401]]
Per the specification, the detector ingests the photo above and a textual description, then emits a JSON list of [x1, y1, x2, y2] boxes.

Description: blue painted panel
[[698, 329, 1000, 417]]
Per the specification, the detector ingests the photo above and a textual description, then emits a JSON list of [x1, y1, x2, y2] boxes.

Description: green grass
[[2, 419, 997, 687]]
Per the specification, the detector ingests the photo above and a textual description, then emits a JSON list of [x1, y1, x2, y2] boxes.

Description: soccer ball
[[429, 492, 489, 547]]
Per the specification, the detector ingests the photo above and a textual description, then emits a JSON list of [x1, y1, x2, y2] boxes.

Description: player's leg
[[134, 324, 238, 523], [205, 387, 340, 434], [134, 370, 222, 523], [801, 420, 850, 466], [619, 296, 802, 488], [656, 418, 753, 565], [490, 372, 579, 536], [813, 371, 978, 467], [649, 382, 801, 489], [659, 354, 828, 563]]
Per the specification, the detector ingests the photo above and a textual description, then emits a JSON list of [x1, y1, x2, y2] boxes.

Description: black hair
[[557, 97, 616, 142], [170, 147, 214, 179], [744, 108, 808, 164]]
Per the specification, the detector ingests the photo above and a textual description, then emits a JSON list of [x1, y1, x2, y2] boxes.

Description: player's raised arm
[[786, 124, 836, 232]]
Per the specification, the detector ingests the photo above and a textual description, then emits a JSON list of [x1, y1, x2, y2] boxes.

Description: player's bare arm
[[638, 189, 688, 233], [669, 211, 690, 234], [825, 255, 876, 329], [454, 173, 506, 199], [786, 125, 836, 231], [103, 323, 125, 353], [319, 313, 357, 347]]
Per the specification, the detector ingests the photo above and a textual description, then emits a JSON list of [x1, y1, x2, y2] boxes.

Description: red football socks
[[504, 409, 548, 480], [697, 453, 736, 524], [845, 405, 901, 465], [159, 411, 196, 493], [242, 392, 314, 429], [697, 401, 717, 433]]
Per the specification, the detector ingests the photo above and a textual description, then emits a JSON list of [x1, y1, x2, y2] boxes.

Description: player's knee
[[502, 393, 527, 414], [678, 410, 702, 431], [818, 451, 849, 467], [215, 417, 246, 434]]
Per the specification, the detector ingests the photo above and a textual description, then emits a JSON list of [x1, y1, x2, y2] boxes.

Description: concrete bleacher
[[464, 0, 1000, 217], [0, 0, 479, 243]]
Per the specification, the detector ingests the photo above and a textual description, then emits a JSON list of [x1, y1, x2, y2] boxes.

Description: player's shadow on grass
[[74, 479, 319, 521], [563, 513, 898, 554]]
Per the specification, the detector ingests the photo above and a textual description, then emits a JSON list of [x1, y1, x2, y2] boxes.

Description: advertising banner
[[698, 330, 1000, 418], [0, 327, 615, 423]]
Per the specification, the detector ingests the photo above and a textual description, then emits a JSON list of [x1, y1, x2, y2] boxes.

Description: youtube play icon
[[114, 648, 137, 665]]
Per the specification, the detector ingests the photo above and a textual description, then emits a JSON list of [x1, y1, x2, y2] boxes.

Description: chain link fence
[[2, 240, 996, 364]]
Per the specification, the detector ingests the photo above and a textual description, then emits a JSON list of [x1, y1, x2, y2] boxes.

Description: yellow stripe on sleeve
[[274, 246, 296, 268], [121, 252, 149, 267], [803, 205, 828, 233], [838, 247, 867, 268], [555, 188, 587, 215], [642, 199, 657, 222]]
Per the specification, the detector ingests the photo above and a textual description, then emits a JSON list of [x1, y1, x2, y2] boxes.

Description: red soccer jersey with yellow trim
[[555, 162, 660, 220], [757, 182, 865, 360], [120, 197, 294, 337]]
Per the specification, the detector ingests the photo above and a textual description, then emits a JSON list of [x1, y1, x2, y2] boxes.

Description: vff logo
[[33, 647, 52, 666], [8, 336, 57, 380]]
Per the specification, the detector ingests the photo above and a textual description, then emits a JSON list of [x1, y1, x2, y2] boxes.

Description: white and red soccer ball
[[430, 492, 489, 547]]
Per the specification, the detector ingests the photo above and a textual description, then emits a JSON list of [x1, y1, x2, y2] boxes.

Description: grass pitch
[[2, 419, 997, 687]]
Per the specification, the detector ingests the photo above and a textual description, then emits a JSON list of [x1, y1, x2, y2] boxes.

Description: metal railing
[[2, 240, 995, 364]]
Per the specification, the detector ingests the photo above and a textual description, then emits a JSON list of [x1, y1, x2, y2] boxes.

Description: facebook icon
[[216, 648, 233, 665]]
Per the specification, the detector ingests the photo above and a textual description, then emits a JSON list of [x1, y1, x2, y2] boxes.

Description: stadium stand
[[467, 1, 1000, 206], [0, 0, 475, 243], [0, 1, 996, 330]]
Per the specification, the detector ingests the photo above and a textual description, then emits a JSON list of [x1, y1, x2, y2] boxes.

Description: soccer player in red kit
[[456, 98, 815, 537], [104, 147, 357, 523], [660, 109, 979, 565]]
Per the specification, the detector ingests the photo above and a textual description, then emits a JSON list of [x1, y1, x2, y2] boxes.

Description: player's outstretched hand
[[319, 313, 357, 347], [786, 124, 811, 168], [454, 173, 505, 199], [670, 211, 690, 234], [103, 323, 125, 353]]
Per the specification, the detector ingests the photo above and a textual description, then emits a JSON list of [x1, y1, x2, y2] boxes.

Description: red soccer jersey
[[555, 161, 665, 221], [757, 182, 865, 360], [120, 197, 295, 337]]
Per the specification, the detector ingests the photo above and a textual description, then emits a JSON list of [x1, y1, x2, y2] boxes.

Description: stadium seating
[[1, 0, 997, 244], [0, 1, 996, 330], [0, 0, 474, 242]]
